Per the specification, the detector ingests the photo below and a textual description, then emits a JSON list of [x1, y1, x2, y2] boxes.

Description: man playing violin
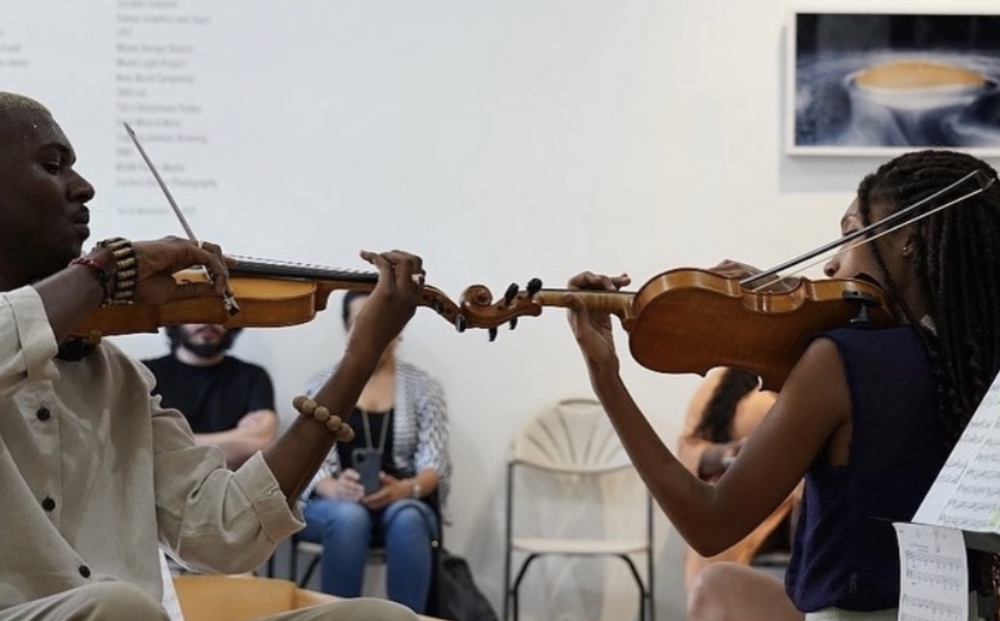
[[0, 91, 425, 621], [564, 150, 1000, 620]]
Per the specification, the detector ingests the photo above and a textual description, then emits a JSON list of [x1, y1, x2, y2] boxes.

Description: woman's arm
[[591, 338, 848, 556], [564, 271, 849, 555]]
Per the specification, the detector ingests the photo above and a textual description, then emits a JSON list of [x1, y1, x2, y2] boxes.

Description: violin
[[72, 258, 892, 392], [456, 268, 893, 391], [70, 256, 467, 338]]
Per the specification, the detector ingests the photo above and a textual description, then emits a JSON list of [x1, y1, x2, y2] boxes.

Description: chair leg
[[289, 539, 299, 583], [502, 552, 510, 621], [616, 555, 649, 621], [300, 556, 321, 588], [510, 554, 544, 621], [648, 573, 655, 621], [503, 463, 514, 621]]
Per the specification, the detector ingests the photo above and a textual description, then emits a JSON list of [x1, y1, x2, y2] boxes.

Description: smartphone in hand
[[352, 448, 382, 495]]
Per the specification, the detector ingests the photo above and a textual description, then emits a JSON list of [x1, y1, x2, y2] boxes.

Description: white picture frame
[[785, 10, 1000, 157]]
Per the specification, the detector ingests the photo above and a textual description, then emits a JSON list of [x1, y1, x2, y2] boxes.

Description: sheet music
[[895, 522, 968, 621], [913, 375, 1000, 531]]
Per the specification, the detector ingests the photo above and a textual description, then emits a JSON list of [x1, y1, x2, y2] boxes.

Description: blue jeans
[[299, 498, 439, 613]]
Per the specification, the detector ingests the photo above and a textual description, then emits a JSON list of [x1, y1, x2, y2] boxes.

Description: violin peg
[[509, 317, 518, 330], [504, 283, 519, 305], [526, 278, 543, 296], [488, 327, 498, 342], [432, 299, 444, 314], [454, 315, 467, 333]]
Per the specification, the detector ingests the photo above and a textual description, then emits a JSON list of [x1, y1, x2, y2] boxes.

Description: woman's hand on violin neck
[[564, 271, 629, 375], [130, 236, 235, 305], [351, 249, 424, 349]]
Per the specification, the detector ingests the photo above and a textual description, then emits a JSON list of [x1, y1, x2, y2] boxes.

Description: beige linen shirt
[[0, 286, 303, 613]]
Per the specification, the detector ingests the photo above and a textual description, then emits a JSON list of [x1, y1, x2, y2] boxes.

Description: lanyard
[[361, 410, 391, 453]]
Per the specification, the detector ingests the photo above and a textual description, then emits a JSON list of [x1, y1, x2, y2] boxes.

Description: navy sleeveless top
[[785, 326, 949, 611]]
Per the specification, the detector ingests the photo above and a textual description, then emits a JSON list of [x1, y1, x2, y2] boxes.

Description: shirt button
[[36, 407, 51, 421], [41, 496, 56, 511], [78, 565, 91, 578]]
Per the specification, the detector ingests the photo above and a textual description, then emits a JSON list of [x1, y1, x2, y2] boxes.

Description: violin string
[[228, 254, 377, 281], [744, 174, 996, 293]]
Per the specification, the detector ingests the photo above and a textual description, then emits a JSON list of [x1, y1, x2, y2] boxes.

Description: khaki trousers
[[0, 582, 418, 621]]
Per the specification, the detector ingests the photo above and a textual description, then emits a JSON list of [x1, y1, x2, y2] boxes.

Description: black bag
[[426, 547, 499, 621]]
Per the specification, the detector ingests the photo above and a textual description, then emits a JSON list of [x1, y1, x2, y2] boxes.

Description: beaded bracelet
[[96, 237, 138, 305], [69, 255, 114, 305], [293, 396, 355, 442]]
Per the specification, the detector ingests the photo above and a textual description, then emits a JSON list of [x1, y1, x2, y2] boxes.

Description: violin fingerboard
[[230, 255, 378, 283]]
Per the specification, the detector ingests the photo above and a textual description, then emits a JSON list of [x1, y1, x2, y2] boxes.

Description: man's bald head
[[0, 92, 59, 148], [0, 92, 48, 116], [0, 91, 72, 160]]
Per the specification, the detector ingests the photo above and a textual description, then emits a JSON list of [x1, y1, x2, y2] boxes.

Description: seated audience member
[[0, 90, 424, 621], [144, 324, 278, 468], [679, 367, 803, 621], [298, 291, 451, 614], [679, 367, 799, 587]]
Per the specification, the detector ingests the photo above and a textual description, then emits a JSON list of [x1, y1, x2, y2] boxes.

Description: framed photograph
[[786, 11, 1000, 156]]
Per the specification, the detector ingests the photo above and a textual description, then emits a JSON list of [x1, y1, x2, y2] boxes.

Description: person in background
[[298, 290, 451, 615], [679, 367, 804, 621], [144, 325, 278, 468]]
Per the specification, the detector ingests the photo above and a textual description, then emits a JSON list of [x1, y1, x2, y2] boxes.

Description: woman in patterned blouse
[[298, 291, 451, 614]]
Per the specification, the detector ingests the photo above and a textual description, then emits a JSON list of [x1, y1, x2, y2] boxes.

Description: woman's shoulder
[[397, 361, 447, 407], [397, 360, 441, 385]]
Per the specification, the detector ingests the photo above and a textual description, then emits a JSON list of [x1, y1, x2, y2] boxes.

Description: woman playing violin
[[565, 149, 1000, 621]]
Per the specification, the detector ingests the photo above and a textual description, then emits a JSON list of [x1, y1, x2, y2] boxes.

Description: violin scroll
[[456, 278, 547, 341]]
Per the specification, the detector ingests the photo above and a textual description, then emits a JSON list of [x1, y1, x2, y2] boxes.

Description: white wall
[[6, 1, 1000, 619]]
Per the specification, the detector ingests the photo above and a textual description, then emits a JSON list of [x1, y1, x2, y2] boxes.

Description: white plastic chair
[[502, 397, 655, 621]]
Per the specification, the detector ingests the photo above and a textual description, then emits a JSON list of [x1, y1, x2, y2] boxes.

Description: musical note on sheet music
[[914, 376, 1000, 531], [895, 523, 968, 621]]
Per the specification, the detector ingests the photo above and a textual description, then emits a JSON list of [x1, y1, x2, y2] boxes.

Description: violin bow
[[743, 169, 997, 291], [123, 122, 240, 315], [470, 169, 998, 341]]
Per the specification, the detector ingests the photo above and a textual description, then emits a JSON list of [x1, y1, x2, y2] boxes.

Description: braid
[[857, 149, 1000, 601], [691, 368, 761, 443]]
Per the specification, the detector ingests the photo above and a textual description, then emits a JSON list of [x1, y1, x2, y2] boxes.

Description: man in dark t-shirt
[[143, 324, 278, 468]]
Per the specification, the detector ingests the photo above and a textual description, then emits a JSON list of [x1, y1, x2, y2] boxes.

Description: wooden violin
[[454, 268, 894, 391], [70, 256, 468, 339]]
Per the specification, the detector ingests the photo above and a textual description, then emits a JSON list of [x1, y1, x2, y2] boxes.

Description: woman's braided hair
[[856, 149, 1000, 600], [691, 368, 761, 443]]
